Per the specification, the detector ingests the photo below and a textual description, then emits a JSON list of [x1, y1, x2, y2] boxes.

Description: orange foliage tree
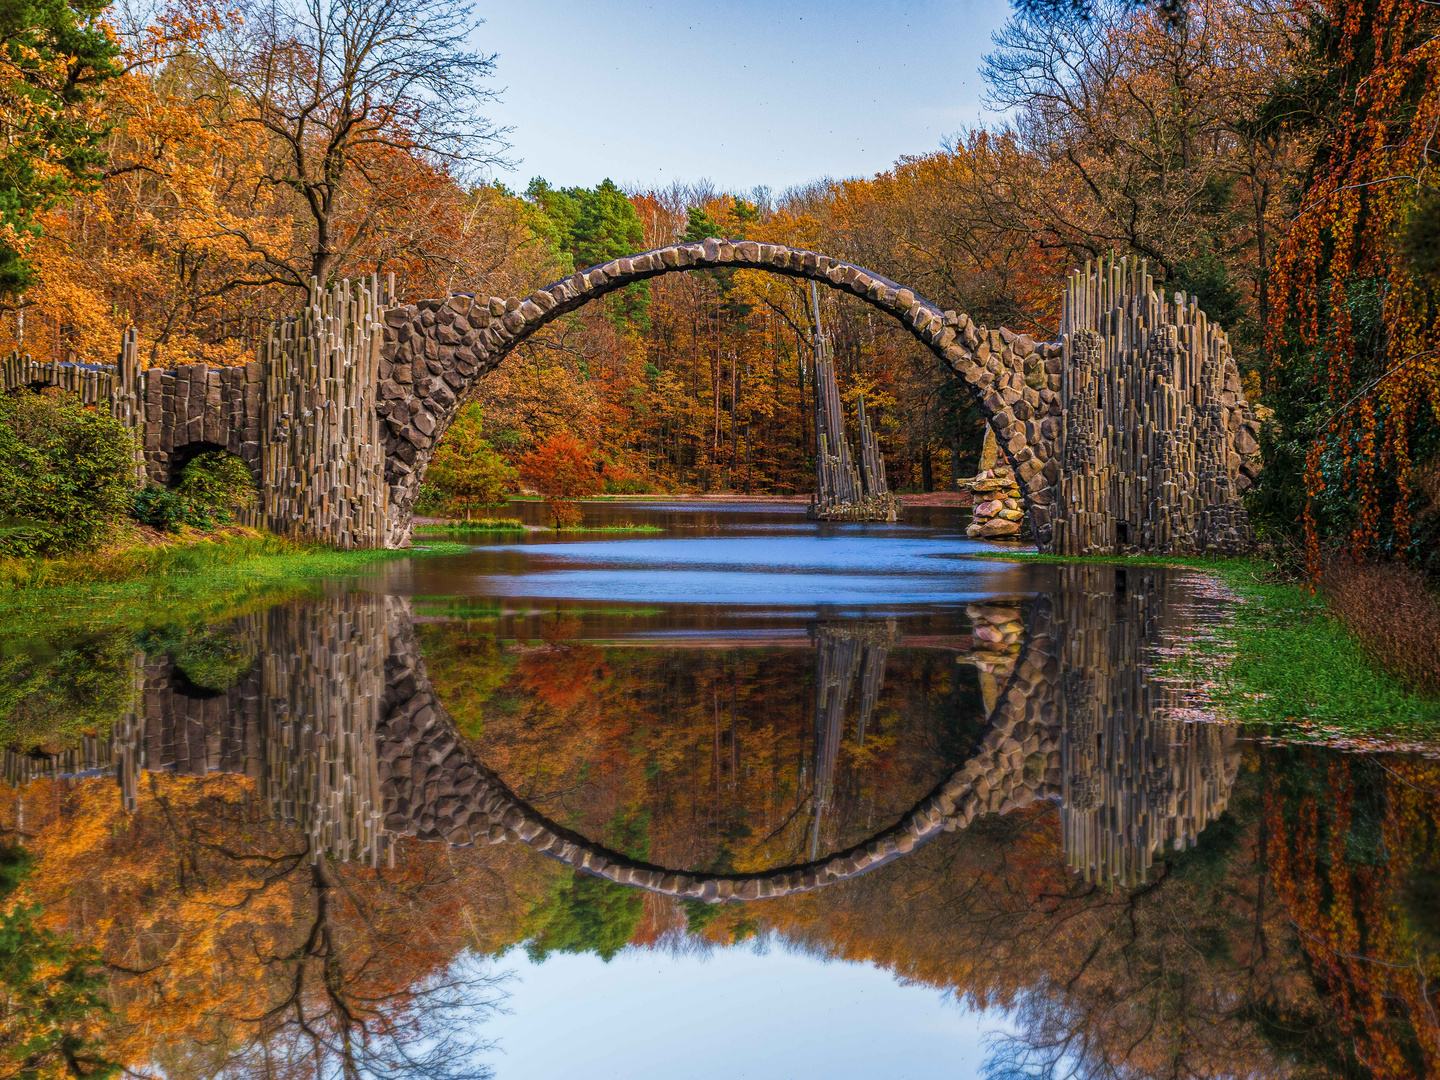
[[1262, 0, 1440, 572], [518, 433, 601, 527]]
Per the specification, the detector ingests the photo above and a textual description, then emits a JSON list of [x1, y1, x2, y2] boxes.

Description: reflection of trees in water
[[2, 598, 509, 1080], [436, 626, 982, 875], [6, 772, 515, 1080], [5, 579, 1439, 1079]]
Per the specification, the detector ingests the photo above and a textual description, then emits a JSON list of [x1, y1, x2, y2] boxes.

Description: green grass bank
[[0, 532, 463, 639]]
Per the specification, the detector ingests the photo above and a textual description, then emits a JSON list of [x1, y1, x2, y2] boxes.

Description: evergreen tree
[[0, 0, 121, 294], [526, 177, 650, 330]]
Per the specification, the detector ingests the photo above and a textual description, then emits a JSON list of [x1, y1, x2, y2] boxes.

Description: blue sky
[[473, 0, 1016, 194], [476, 943, 1006, 1079]]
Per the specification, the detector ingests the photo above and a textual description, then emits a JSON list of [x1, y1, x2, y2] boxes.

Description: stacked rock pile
[[964, 428, 1029, 541]]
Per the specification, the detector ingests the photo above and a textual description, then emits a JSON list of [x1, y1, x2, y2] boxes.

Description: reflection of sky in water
[[479, 943, 1001, 1080], [399, 536, 1041, 607]]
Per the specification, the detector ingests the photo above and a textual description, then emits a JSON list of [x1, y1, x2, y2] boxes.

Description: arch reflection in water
[[400, 564, 1240, 893], [4, 564, 1240, 897]]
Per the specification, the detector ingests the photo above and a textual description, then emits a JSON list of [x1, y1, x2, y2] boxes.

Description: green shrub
[[132, 452, 255, 532], [425, 404, 518, 518], [177, 451, 255, 514], [0, 389, 137, 557], [132, 485, 200, 532], [602, 476, 654, 495]]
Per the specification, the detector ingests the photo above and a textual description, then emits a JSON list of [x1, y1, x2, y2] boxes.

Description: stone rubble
[[963, 427, 1029, 540]]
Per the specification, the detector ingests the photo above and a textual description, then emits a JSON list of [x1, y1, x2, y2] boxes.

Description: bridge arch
[[377, 239, 1064, 547]]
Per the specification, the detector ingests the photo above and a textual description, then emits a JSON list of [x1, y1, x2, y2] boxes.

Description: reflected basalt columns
[[7, 564, 1237, 897]]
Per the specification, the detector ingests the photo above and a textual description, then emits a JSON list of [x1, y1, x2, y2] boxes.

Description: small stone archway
[[376, 240, 1064, 548]]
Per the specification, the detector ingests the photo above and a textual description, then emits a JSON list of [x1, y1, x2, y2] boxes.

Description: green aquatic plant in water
[[0, 538, 463, 637], [414, 519, 526, 534], [558, 523, 663, 533]]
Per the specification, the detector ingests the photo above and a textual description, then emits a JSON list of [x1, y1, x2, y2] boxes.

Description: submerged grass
[[557, 524, 663, 533], [415, 519, 526, 534], [415, 520, 664, 535], [971, 550, 1440, 738]]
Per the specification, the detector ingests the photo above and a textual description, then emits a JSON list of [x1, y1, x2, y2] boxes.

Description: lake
[[2, 501, 1435, 1080]]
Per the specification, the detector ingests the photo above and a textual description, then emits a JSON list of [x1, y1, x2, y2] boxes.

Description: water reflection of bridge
[[7, 565, 1236, 893]]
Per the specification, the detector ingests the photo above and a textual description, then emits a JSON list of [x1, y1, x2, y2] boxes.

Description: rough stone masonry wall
[[963, 426, 1029, 540], [2, 333, 265, 500]]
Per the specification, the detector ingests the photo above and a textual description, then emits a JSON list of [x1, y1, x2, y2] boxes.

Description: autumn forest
[[2, 0, 1437, 562], [1, 0, 1440, 1078]]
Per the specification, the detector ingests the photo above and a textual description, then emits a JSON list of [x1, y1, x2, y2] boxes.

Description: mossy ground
[[969, 550, 1440, 740], [0, 532, 463, 637]]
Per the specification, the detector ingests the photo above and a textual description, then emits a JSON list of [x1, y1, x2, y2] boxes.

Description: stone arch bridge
[[1, 242, 1262, 554]]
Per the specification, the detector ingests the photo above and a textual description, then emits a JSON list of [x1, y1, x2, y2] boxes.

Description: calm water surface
[[2, 502, 1436, 1080]]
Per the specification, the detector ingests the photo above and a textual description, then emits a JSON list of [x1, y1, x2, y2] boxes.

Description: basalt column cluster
[[807, 283, 899, 522], [1054, 256, 1261, 555], [258, 278, 391, 548]]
